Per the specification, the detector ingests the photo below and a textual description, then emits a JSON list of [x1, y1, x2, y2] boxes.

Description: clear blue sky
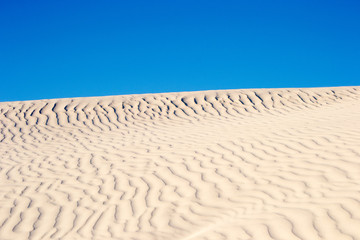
[[1, 0, 359, 102]]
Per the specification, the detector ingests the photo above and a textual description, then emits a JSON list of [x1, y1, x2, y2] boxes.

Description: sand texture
[[0, 87, 360, 240]]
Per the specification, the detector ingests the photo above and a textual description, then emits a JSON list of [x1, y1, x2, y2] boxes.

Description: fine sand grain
[[0, 87, 360, 240]]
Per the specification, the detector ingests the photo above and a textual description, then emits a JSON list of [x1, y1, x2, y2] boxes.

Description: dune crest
[[1, 87, 360, 240]]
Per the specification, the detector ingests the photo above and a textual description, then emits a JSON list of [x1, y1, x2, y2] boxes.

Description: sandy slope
[[0, 87, 360, 240]]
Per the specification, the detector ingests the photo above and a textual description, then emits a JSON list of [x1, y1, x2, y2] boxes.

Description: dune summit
[[0, 87, 360, 240]]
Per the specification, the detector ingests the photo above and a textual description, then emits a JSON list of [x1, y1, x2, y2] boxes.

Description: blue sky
[[1, 0, 359, 102]]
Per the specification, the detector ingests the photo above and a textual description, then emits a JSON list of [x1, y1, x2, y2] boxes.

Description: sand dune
[[0, 87, 360, 240]]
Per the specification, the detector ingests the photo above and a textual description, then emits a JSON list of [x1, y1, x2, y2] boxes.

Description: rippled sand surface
[[1, 87, 360, 240]]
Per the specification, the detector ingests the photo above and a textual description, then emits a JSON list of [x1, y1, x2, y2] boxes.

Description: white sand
[[0, 87, 360, 240]]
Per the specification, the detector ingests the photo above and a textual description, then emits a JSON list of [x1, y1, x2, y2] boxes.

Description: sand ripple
[[0, 87, 360, 240]]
